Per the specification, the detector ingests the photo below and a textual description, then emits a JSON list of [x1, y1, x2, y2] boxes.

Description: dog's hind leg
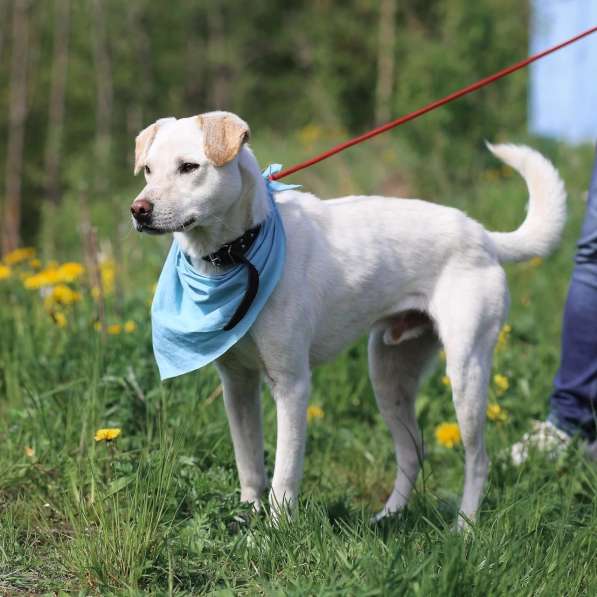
[[431, 266, 507, 528], [442, 340, 495, 528], [369, 324, 439, 521]]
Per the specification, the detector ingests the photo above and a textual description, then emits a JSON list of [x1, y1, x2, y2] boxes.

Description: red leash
[[270, 25, 597, 182]]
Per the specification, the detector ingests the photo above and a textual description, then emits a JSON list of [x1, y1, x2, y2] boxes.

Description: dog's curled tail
[[486, 142, 567, 263]]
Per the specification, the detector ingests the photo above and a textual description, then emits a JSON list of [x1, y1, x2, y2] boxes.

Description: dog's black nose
[[130, 198, 153, 224]]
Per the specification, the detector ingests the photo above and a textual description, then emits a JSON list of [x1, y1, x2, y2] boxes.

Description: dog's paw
[[240, 497, 263, 513], [370, 506, 402, 525], [452, 512, 476, 536], [268, 488, 297, 524]]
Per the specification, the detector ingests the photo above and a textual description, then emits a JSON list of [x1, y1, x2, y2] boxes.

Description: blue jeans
[[549, 149, 597, 442]]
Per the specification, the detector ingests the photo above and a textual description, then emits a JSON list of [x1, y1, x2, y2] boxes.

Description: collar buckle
[[202, 223, 262, 268], [207, 254, 224, 267]]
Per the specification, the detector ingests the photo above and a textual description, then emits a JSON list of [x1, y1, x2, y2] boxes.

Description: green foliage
[[1, 2, 596, 593], [1, 143, 596, 593], [390, 0, 529, 192], [65, 444, 176, 591], [0, 0, 533, 244]]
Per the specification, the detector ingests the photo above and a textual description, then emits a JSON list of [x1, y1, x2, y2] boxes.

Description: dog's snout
[[131, 198, 154, 223]]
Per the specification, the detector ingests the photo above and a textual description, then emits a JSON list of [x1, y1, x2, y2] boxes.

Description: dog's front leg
[[269, 370, 310, 518], [217, 365, 266, 509]]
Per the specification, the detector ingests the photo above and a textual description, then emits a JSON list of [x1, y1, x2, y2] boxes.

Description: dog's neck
[[174, 149, 270, 274]]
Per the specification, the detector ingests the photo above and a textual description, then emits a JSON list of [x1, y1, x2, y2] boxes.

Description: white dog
[[131, 111, 566, 527]]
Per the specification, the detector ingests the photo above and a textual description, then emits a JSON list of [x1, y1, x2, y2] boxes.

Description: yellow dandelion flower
[[493, 373, 509, 395], [297, 123, 322, 147], [23, 268, 60, 289], [57, 262, 84, 282], [381, 148, 396, 165], [496, 324, 512, 351], [435, 422, 461, 448], [95, 428, 121, 442], [23, 262, 84, 289], [0, 264, 11, 280], [441, 375, 451, 387], [107, 323, 122, 335], [44, 284, 81, 309], [529, 256, 543, 268], [124, 320, 137, 333], [487, 403, 509, 423], [307, 405, 324, 422], [24, 446, 35, 458], [51, 311, 67, 328], [23, 273, 45, 289], [100, 260, 116, 295], [482, 168, 500, 182], [3, 247, 35, 266], [501, 164, 514, 177]]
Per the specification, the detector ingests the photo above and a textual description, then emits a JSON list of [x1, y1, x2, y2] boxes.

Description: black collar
[[201, 224, 262, 331], [202, 224, 261, 268]]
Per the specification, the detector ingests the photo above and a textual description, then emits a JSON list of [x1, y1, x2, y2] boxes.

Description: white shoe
[[510, 420, 572, 465]]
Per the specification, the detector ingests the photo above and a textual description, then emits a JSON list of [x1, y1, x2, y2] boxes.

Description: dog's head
[[130, 111, 250, 234]]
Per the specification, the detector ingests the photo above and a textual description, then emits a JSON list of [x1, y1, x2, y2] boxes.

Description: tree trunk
[[45, 0, 71, 205], [91, 0, 113, 193], [2, 0, 30, 255], [183, 7, 206, 113], [0, 0, 9, 64], [375, 0, 397, 125], [125, 0, 152, 171], [206, 5, 231, 109]]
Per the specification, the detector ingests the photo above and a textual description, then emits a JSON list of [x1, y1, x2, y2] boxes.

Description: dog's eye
[[144, 165, 151, 175], [179, 162, 199, 174]]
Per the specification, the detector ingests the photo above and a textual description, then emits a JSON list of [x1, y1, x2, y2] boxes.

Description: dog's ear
[[196, 112, 250, 167], [134, 117, 176, 175], [134, 123, 158, 175]]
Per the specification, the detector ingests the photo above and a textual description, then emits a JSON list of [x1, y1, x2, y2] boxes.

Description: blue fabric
[[549, 149, 597, 441], [529, 0, 597, 143], [151, 165, 300, 380]]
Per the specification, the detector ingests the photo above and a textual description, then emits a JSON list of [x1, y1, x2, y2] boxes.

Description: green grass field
[[1, 136, 596, 594]]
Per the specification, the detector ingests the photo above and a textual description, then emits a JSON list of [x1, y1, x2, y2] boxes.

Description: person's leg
[[549, 149, 597, 443], [512, 150, 597, 465]]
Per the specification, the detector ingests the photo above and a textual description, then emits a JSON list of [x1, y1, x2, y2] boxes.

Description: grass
[[1, 135, 596, 594]]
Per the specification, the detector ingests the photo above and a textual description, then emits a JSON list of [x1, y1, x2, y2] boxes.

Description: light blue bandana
[[151, 165, 300, 380]]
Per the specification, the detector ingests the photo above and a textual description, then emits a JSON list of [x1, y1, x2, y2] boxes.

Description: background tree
[[0, 0, 9, 62], [2, 0, 30, 254], [91, 0, 113, 194], [0, 0, 530, 252], [44, 0, 70, 206], [375, 0, 397, 125]]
